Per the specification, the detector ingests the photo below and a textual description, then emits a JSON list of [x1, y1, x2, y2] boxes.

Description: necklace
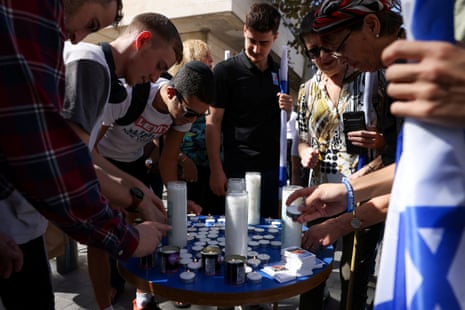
[[323, 64, 349, 108]]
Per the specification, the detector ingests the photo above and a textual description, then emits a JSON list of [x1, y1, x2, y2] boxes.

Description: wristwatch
[[126, 187, 144, 212], [350, 206, 362, 230]]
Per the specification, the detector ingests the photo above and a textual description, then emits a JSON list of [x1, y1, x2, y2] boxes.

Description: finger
[[382, 40, 430, 66], [285, 187, 313, 206]]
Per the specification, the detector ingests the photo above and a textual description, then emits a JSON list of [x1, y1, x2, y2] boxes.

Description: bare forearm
[[352, 163, 395, 203]]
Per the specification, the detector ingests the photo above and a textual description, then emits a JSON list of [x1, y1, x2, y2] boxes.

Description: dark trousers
[[187, 165, 225, 216], [0, 236, 54, 309], [225, 167, 279, 219]]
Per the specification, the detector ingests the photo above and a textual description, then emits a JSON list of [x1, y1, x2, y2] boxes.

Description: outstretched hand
[[285, 183, 348, 223]]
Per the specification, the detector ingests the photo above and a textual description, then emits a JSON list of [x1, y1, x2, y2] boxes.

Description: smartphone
[[343, 111, 367, 156]]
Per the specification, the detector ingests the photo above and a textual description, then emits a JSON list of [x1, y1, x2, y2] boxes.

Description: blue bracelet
[[342, 177, 355, 213]]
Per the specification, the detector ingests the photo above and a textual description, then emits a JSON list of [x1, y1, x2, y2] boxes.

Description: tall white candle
[[227, 178, 246, 193], [225, 191, 248, 257], [167, 181, 187, 248], [281, 185, 303, 249], [245, 172, 261, 225]]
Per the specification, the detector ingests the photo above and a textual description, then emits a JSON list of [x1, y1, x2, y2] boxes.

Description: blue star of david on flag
[[374, 1, 465, 309]]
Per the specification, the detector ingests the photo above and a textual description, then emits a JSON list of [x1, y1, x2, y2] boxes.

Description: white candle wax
[[179, 271, 196, 283], [227, 178, 246, 193], [247, 257, 261, 269], [167, 181, 187, 248], [247, 271, 262, 283], [281, 185, 303, 249], [225, 191, 248, 257], [245, 172, 261, 225], [187, 260, 201, 272]]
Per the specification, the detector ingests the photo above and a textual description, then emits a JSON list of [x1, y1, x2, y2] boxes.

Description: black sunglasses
[[176, 91, 210, 118], [305, 46, 333, 59], [331, 30, 352, 58]]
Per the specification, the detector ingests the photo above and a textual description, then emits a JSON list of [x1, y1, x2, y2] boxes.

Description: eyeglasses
[[176, 90, 210, 118], [331, 30, 352, 58], [305, 46, 333, 59]]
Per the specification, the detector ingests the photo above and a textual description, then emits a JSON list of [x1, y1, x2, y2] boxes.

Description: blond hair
[[168, 39, 211, 76]]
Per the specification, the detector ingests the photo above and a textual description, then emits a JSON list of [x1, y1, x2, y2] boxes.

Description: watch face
[[130, 187, 144, 200], [351, 217, 361, 230]]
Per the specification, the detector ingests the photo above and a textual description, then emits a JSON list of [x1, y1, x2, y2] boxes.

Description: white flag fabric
[[374, 0, 465, 309]]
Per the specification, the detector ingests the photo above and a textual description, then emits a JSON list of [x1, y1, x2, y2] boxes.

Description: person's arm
[[205, 106, 228, 196], [0, 233, 23, 279], [68, 121, 166, 222], [382, 40, 465, 127], [301, 194, 390, 251], [159, 128, 186, 184], [286, 163, 395, 223]]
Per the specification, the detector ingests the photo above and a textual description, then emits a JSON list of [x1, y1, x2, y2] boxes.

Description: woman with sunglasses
[[295, 8, 388, 309]]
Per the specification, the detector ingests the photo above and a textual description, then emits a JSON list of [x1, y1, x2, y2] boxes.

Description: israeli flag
[[374, 0, 465, 309]]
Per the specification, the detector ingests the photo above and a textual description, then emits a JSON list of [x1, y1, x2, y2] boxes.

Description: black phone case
[[343, 111, 368, 156]]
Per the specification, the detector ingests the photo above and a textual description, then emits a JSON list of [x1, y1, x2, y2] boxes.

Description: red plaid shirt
[[0, 0, 138, 260]]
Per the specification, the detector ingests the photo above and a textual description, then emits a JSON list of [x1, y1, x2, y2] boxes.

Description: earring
[[375, 33, 380, 38]]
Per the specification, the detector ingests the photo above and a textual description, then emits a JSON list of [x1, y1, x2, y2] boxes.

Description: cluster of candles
[[170, 216, 282, 285]]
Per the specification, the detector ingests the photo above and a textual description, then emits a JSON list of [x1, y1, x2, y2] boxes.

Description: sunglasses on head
[[305, 46, 333, 59]]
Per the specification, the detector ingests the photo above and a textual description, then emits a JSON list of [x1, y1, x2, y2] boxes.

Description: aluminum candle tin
[[159, 245, 180, 273], [201, 245, 221, 276], [224, 255, 246, 285]]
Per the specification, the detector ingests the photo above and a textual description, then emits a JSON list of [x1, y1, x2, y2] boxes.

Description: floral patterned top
[[295, 69, 386, 185]]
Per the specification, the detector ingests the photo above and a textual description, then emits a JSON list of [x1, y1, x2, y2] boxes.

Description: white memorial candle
[[227, 178, 246, 193], [225, 191, 248, 257], [167, 181, 187, 248], [245, 171, 261, 225], [281, 185, 303, 249]]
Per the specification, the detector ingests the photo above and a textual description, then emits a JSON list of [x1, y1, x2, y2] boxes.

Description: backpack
[[114, 82, 151, 126], [100, 42, 151, 126]]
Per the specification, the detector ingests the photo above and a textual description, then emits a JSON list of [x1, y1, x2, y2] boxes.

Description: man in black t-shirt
[[206, 3, 293, 218]]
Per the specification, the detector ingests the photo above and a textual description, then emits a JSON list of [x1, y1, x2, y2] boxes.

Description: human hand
[[138, 191, 167, 223], [277, 93, 293, 113], [301, 218, 343, 252], [382, 40, 465, 127], [286, 183, 348, 223], [179, 155, 198, 183], [347, 127, 385, 151], [132, 221, 171, 257], [187, 200, 202, 215], [300, 146, 319, 169], [0, 233, 23, 278], [209, 168, 227, 196], [138, 185, 167, 220]]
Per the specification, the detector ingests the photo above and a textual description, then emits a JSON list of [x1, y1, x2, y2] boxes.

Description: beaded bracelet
[[342, 177, 355, 213]]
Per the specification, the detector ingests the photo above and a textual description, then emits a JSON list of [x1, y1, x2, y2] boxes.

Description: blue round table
[[118, 217, 334, 307]]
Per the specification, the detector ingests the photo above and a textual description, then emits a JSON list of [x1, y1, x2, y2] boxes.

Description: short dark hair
[[127, 13, 184, 64], [170, 61, 215, 105], [299, 8, 318, 45], [245, 3, 281, 34]]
